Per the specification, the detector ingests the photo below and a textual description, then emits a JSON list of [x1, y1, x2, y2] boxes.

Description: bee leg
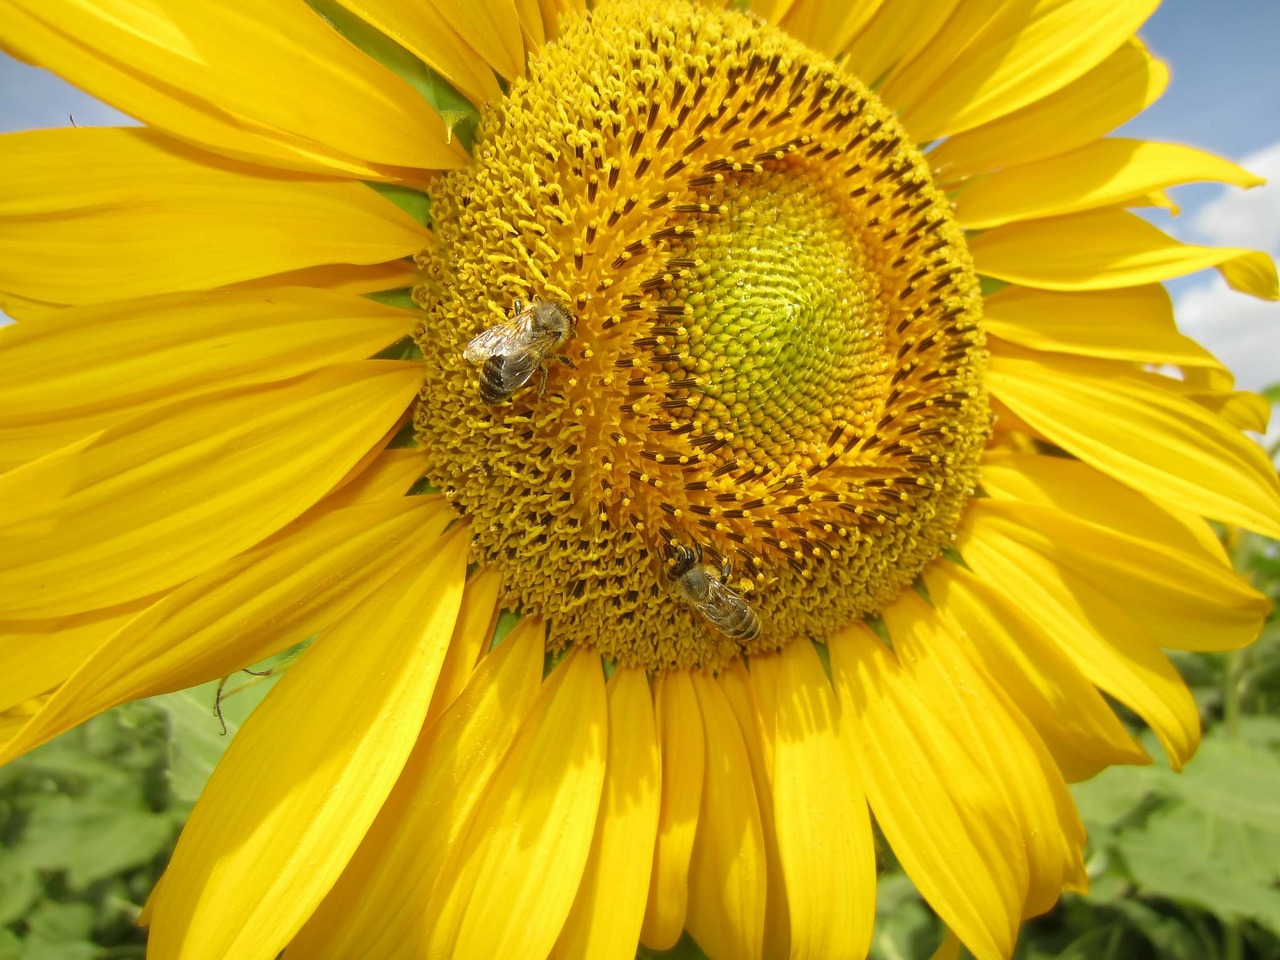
[[511, 298, 524, 317], [721, 556, 733, 582], [548, 353, 577, 369]]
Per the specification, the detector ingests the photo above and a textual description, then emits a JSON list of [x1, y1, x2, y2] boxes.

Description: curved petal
[[328, 0, 507, 105], [720, 659, 789, 958], [424, 567, 503, 727], [0, 287, 414, 468], [981, 285, 1219, 371], [772, 641, 876, 960], [959, 502, 1202, 769], [0, 495, 451, 765], [923, 560, 1147, 783], [986, 352, 1280, 538], [640, 670, 705, 951], [0, 362, 422, 618], [970, 208, 1280, 299], [779, 0, 882, 57], [286, 619, 544, 960], [0, 597, 155, 712], [552, 668, 661, 960], [0, 128, 431, 307], [686, 672, 766, 960], [931, 38, 1166, 181], [954, 139, 1262, 229], [896, 0, 1160, 140], [423, 648, 607, 960], [0, 0, 467, 177], [145, 526, 469, 960], [875, 0, 1005, 112], [842, 0, 962, 89]]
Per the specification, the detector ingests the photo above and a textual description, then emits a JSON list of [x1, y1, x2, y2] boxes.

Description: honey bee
[[464, 297, 576, 404], [667, 542, 761, 642]]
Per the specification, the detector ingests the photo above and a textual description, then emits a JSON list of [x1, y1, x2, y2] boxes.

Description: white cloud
[[1173, 141, 1280, 396]]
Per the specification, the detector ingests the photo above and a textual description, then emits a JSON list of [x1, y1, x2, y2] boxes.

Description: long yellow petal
[[552, 668, 661, 960], [986, 352, 1280, 538], [978, 497, 1269, 652], [0, 598, 154, 713], [0, 362, 422, 618], [959, 503, 1201, 768], [424, 567, 503, 727], [954, 139, 1262, 229], [979, 450, 1229, 566], [721, 659, 789, 958], [0, 495, 451, 766], [0, 0, 466, 177], [970, 208, 1280, 298], [145, 526, 468, 960], [686, 672, 767, 960], [424, 648, 606, 960], [923, 561, 1147, 783], [0, 287, 413, 468], [875, 0, 1006, 111], [640, 671, 705, 951], [773, 641, 876, 960], [932, 38, 1166, 181], [330, 0, 506, 104], [0, 128, 431, 307], [830, 623, 1022, 960], [843, 0, 962, 88], [898, 0, 1160, 140], [286, 619, 544, 960], [981, 285, 1219, 370], [779, 0, 882, 57]]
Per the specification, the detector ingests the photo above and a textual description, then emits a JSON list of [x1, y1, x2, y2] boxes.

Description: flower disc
[[414, 0, 989, 670]]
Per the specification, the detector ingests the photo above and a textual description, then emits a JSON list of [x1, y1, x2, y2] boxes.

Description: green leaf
[[0, 856, 39, 926], [21, 901, 98, 960]]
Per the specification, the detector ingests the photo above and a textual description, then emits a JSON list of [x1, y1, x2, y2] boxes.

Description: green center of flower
[[412, 0, 988, 671]]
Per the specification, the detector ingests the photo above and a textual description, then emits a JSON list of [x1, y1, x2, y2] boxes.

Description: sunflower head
[[413, 0, 988, 670]]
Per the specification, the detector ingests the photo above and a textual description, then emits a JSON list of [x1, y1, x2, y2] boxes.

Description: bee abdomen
[[719, 603, 760, 641], [479, 356, 512, 405]]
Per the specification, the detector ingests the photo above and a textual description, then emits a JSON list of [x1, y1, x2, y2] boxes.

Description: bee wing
[[463, 313, 536, 363], [702, 578, 746, 618], [492, 348, 542, 392]]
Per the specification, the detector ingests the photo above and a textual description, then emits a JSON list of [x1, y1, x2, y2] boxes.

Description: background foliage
[[3, 476, 1279, 960]]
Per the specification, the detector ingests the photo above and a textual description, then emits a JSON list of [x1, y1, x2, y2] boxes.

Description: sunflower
[[1, 0, 1278, 957]]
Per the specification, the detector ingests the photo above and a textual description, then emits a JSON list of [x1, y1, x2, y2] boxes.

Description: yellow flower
[[1, 0, 1278, 958]]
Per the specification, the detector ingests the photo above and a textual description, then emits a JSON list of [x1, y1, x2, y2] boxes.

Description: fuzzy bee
[[463, 297, 576, 404], [667, 542, 761, 642]]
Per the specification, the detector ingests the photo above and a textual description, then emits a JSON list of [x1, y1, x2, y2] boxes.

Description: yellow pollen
[[413, 0, 988, 671]]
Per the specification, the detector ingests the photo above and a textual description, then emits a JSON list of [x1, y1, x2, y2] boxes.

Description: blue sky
[[1, 0, 1277, 393]]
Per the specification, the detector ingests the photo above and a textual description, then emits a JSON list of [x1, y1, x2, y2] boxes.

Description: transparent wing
[[492, 349, 541, 392], [463, 312, 536, 363]]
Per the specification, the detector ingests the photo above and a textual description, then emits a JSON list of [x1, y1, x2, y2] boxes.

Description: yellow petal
[[986, 352, 1280, 538], [1188, 387, 1273, 434], [230, 260, 422, 298], [425, 566, 503, 727], [721, 660, 789, 958], [0, 128, 431, 307], [970, 208, 1280, 298], [0, 598, 155, 713], [286, 619, 545, 960], [424, 648, 606, 960], [0, 362, 422, 618], [773, 641, 876, 960], [843, 0, 962, 88], [830, 623, 1022, 960], [322, 446, 428, 509], [328, 0, 506, 105], [513, 0, 546, 49], [640, 671, 705, 951], [959, 503, 1201, 768], [0, 495, 451, 766], [932, 38, 1167, 180], [981, 285, 1219, 370], [686, 671, 767, 960], [897, 0, 1160, 140], [779, 0, 883, 57], [978, 497, 1269, 653], [874, 0, 1005, 110], [0, 0, 466, 177], [552, 668, 661, 960], [923, 561, 1147, 783], [0, 287, 413, 468], [145, 527, 468, 960], [954, 139, 1262, 229]]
